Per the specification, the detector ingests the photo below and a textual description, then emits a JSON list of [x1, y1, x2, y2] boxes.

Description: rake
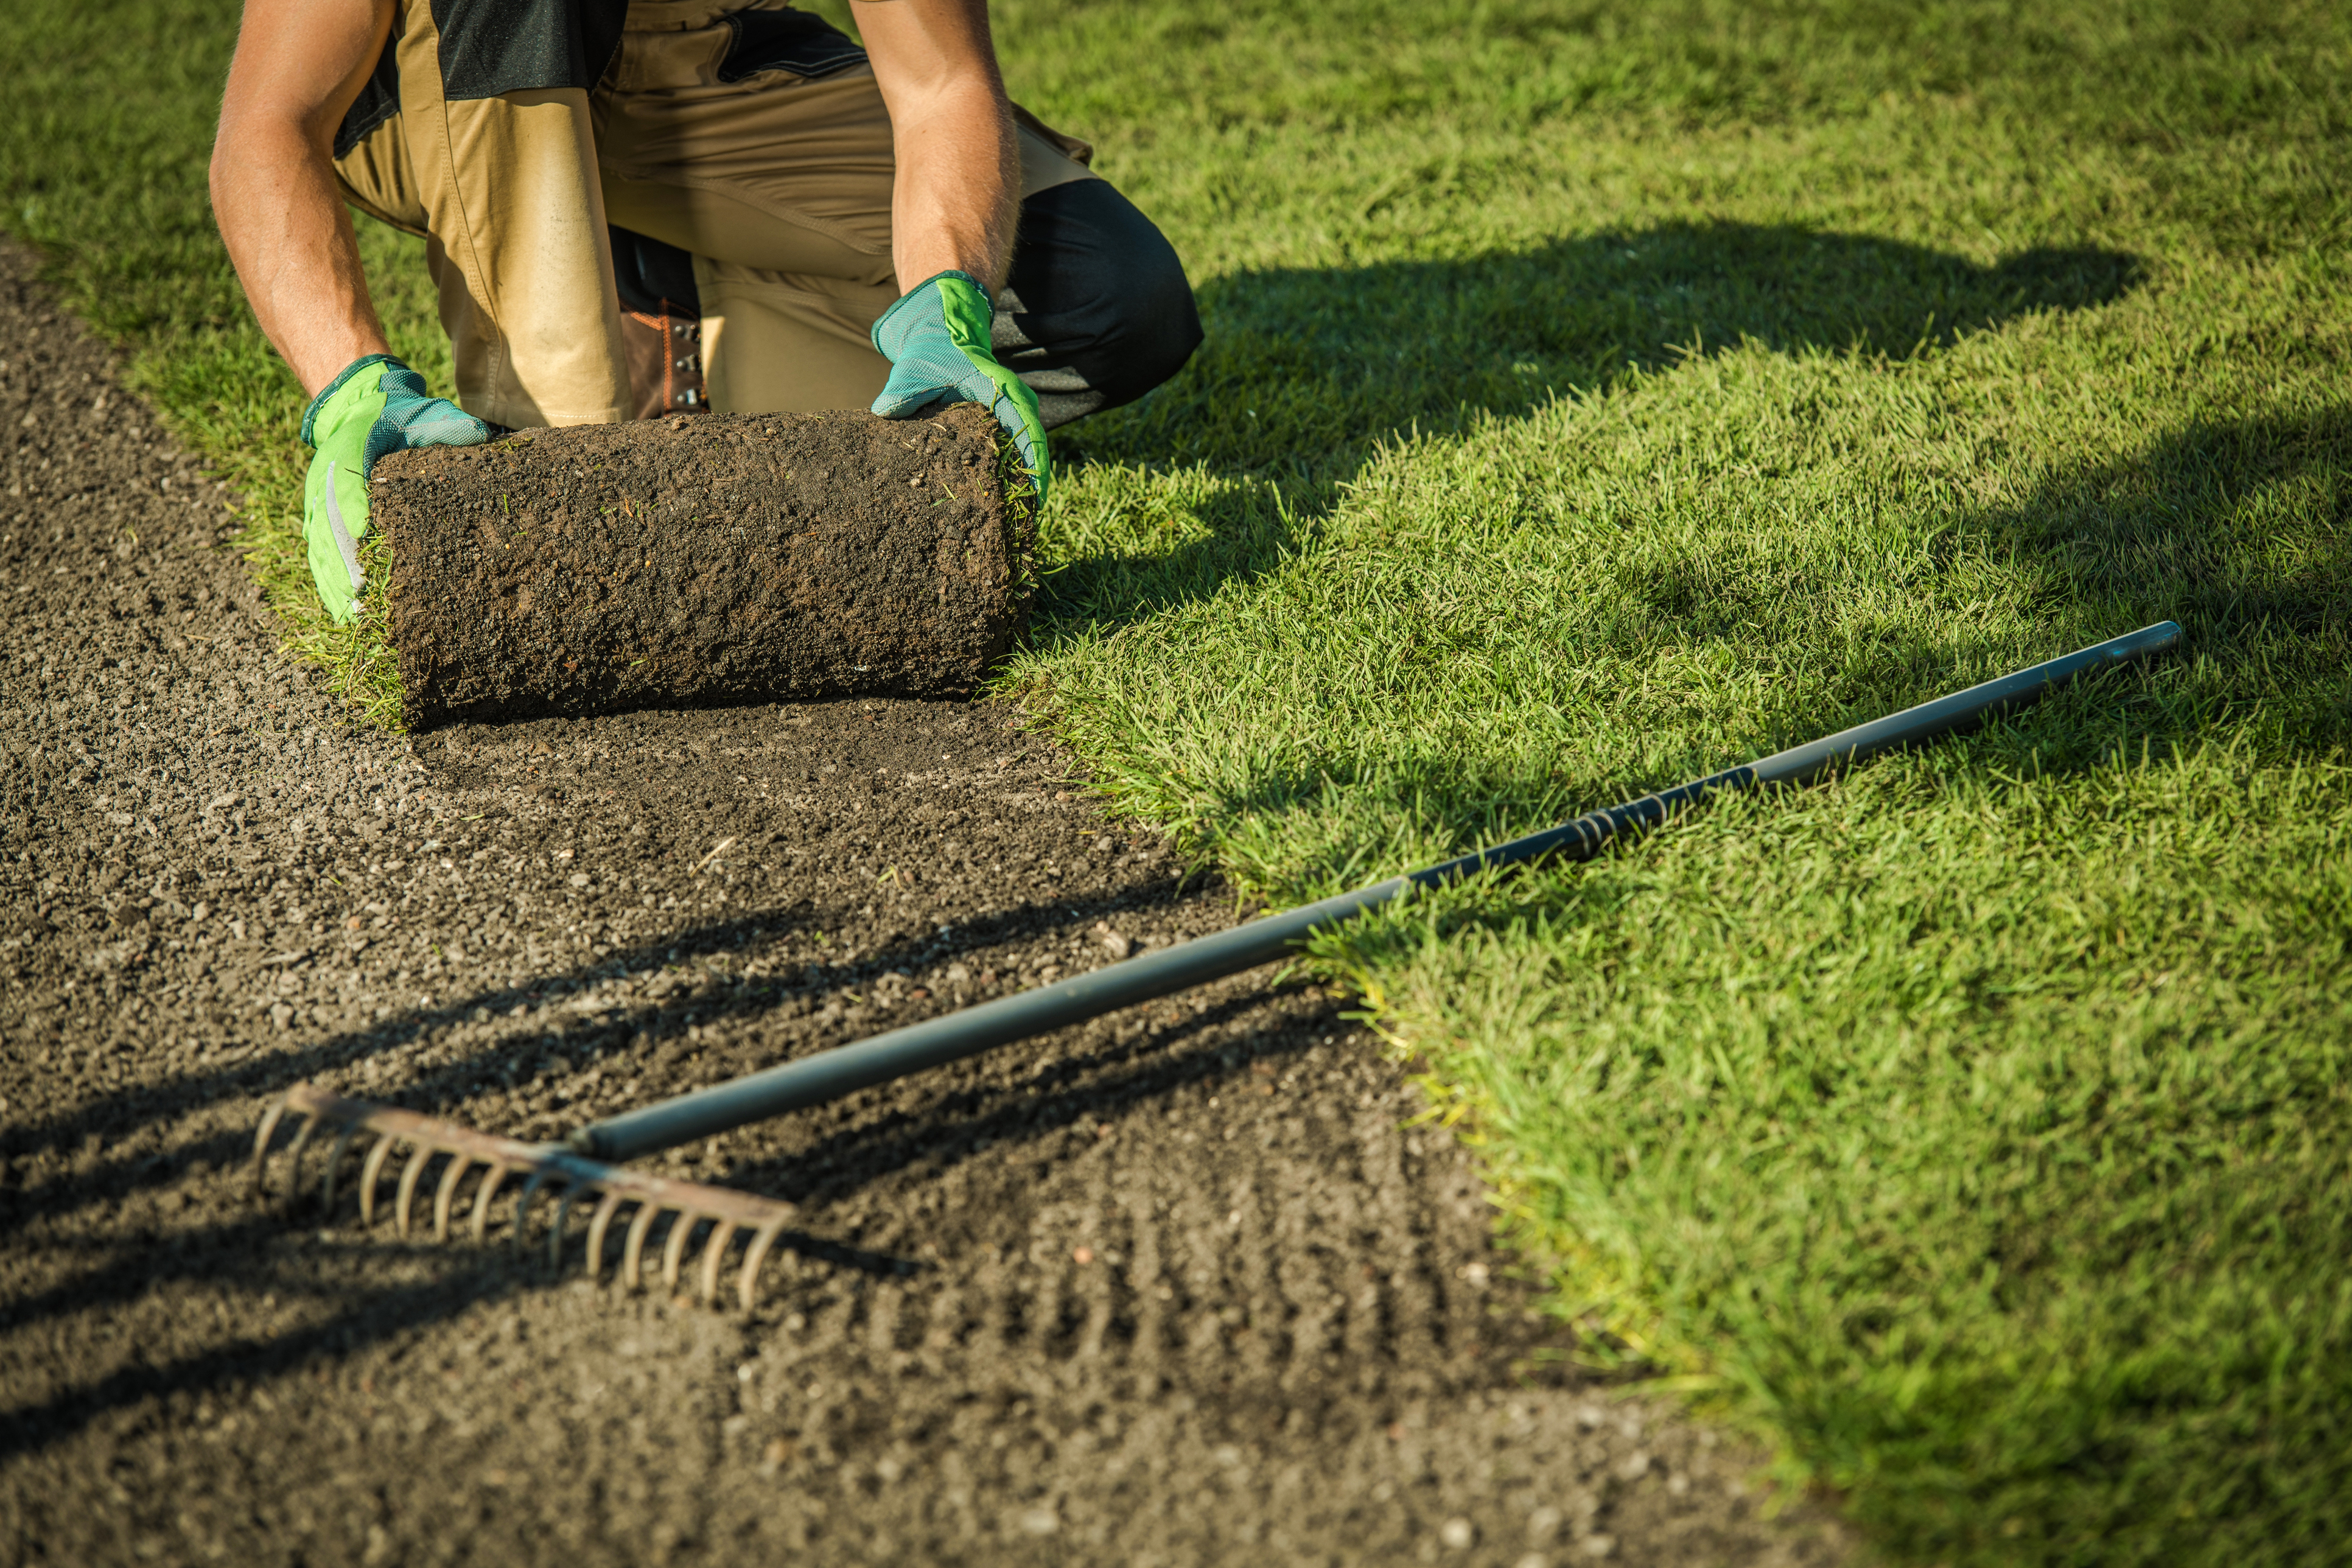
[[253, 621, 2182, 1308]]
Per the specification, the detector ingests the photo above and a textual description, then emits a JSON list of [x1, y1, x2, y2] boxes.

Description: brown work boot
[[619, 306, 706, 421], [611, 224, 708, 421]]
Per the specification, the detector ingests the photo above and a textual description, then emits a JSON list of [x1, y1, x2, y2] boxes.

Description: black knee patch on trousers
[[998, 179, 1203, 429]]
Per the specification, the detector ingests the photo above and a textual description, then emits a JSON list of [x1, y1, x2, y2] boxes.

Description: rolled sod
[[371, 404, 1030, 728]]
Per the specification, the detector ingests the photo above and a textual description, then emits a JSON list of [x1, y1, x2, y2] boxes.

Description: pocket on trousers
[[715, 8, 868, 83]]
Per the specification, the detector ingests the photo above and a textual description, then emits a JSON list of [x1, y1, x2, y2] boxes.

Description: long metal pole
[[572, 621, 2180, 1161]]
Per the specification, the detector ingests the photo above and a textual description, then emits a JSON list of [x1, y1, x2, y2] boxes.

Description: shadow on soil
[[0, 1250, 535, 1465], [1, 875, 1348, 1457], [6, 870, 1238, 1213], [1045, 220, 2143, 621]]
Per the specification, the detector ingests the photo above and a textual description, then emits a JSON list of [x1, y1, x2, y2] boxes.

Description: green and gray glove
[[869, 270, 1049, 505], [299, 353, 491, 623]]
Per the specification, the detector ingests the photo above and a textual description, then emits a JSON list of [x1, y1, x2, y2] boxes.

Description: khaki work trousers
[[334, 0, 1095, 428]]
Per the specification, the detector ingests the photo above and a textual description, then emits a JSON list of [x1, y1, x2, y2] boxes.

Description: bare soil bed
[[0, 242, 1853, 1568]]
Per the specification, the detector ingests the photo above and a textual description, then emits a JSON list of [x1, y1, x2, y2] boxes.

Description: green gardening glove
[[299, 353, 491, 623], [869, 270, 1049, 505]]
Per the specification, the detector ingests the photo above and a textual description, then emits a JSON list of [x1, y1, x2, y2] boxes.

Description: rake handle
[[573, 620, 2181, 1163]]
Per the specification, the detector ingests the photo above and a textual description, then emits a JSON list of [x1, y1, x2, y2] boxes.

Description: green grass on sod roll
[[7, 0, 2352, 1559]]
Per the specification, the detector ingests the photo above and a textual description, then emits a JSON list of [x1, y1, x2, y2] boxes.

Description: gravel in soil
[[0, 242, 1853, 1567]]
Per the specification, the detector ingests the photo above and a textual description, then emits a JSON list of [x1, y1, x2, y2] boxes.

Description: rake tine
[[359, 1134, 399, 1228], [469, 1161, 511, 1243], [250, 1100, 289, 1198], [662, 1210, 700, 1293], [395, 1144, 434, 1237], [739, 1217, 788, 1312], [622, 1202, 662, 1292], [585, 1191, 626, 1285], [321, 1125, 364, 1218], [696, 1220, 737, 1306], [279, 1112, 321, 1208], [547, 1185, 579, 1273], [251, 1085, 794, 1309], [432, 1154, 473, 1242], [513, 1170, 555, 1260]]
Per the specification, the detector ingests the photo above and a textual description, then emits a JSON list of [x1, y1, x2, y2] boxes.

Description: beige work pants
[[334, 0, 1093, 427]]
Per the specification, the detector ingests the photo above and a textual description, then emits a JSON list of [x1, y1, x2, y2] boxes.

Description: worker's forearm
[[889, 83, 1018, 290], [855, 0, 1019, 292], [211, 121, 391, 397]]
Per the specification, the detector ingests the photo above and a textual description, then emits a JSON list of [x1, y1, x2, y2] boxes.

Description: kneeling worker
[[211, 0, 1202, 621]]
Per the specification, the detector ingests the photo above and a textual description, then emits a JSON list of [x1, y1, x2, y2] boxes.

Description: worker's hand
[[869, 270, 1049, 504], [299, 354, 491, 624]]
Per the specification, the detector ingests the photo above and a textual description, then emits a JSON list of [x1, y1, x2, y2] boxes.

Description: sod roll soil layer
[[376, 404, 1028, 727]]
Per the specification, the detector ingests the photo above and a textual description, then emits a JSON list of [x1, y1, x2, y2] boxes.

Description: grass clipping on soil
[[353, 404, 1032, 729]]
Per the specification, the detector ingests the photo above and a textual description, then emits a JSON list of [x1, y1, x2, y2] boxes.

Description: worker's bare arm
[[852, 0, 1018, 292], [211, 0, 397, 395]]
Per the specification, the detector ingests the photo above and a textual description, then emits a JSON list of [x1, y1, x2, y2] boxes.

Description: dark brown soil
[[0, 242, 1855, 1567], [381, 405, 1026, 728]]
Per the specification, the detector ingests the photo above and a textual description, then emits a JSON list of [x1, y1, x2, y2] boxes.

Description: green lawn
[[7, 1, 2351, 1559]]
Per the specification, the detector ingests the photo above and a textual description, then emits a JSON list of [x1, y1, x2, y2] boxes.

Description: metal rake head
[[251, 1083, 796, 1311]]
